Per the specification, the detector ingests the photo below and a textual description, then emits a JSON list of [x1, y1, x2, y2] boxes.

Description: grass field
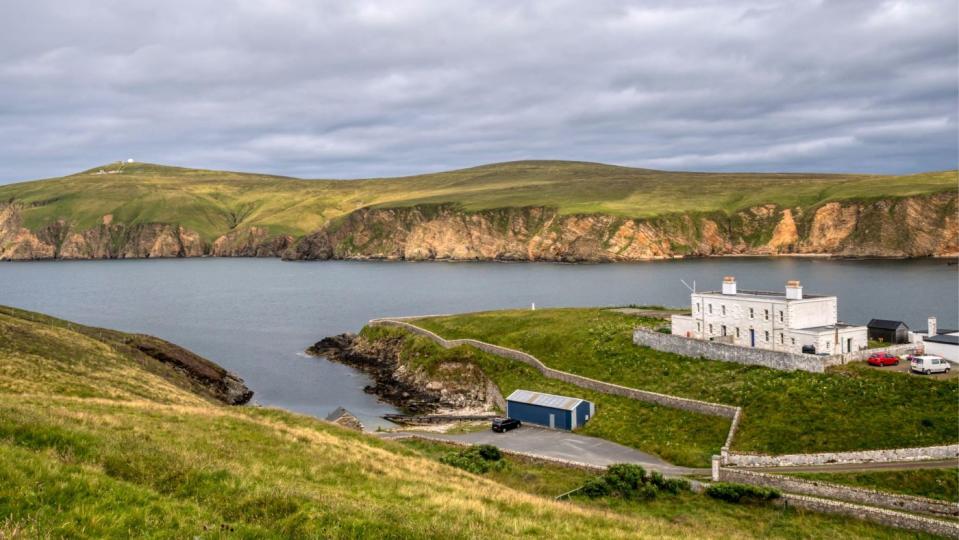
[[362, 325, 730, 467], [413, 308, 959, 455], [1, 160, 954, 240], [786, 469, 959, 503], [0, 305, 944, 538], [399, 438, 941, 539]]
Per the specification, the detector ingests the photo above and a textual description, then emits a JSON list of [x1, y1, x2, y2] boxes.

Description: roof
[[792, 323, 864, 333], [698, 289, 829, 301], [506, 389, 585, 411], [917, 329, 959, 336], [867, 319, 909, 330], [925, 334, 959, 346]]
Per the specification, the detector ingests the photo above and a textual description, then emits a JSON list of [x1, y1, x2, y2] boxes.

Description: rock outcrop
[[3, 192, 956, 261], [308, 333, 500, 414]]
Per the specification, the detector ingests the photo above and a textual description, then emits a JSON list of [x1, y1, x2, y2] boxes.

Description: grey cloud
[[0, 0, 955, 183]]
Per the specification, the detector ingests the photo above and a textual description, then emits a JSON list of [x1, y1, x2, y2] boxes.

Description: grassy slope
[[362, 325, 730, 467], [1, 160, 954, 240], [414, 309, 959, 455], [787, 469, 959, 503], [0, 306, 940, 538], [399, 439, 939, 540]]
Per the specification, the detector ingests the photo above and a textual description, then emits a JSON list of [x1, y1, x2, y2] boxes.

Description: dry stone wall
[[718, 467, 959, 517], [725, 444, 959, 467], [634, 328, 828, 372], [779, 493, 959, 538]]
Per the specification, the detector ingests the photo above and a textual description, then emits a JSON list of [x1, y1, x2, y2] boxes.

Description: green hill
[[1, 160, 955, 260], [0, 306, 936, 538]]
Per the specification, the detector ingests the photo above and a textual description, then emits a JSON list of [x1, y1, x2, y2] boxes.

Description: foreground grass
[[400, 438, 940, 540], [363, 325, 729, 467], [415, 308, 959, 455], [786, 469, 959, 503], [1, 160, 954, 240]]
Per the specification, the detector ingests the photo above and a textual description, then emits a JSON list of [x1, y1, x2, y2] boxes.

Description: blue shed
[[505, 389, 594, 431]]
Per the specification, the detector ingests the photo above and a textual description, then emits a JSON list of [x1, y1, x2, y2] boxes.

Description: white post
[[711, 455, 721, 481], [531, 302, 536, 311]]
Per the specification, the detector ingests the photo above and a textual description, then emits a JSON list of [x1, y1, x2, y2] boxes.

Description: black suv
[[491, 417, 521, 433]]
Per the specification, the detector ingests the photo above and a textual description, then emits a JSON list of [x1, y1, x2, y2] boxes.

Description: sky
[[0, 0, 956, 183]]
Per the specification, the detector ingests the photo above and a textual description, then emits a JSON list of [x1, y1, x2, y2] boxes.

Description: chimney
[[785, 280, 803, 300], [722, 276, 737, 295], [928, 316, 938, 336]]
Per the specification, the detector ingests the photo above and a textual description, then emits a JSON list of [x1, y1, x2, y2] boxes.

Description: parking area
[[861, 360, 956, 380], [384, 425, 703, 476]]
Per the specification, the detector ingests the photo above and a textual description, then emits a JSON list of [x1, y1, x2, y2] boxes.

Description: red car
[[868, 352, 900, 367]]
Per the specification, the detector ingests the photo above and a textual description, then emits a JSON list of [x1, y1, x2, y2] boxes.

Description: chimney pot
[[928, 316, 938, 336], [722, 276, 737, 295], [785, 280, 803, 300]]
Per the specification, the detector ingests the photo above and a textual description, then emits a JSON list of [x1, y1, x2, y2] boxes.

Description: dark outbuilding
[[867, 319, 910, 344], [505, 389, 594, 431]]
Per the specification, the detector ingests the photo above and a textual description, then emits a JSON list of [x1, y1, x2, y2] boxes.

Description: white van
[[910, 355, 951, 375]]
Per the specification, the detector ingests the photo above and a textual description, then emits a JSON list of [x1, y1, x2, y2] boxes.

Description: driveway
[[382, 426, 704, 476]]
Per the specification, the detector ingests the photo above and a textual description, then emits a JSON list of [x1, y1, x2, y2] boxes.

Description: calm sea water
[[1, 258, 955, 426]]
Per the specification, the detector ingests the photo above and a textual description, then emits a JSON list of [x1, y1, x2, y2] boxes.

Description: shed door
[[549, 414, 555, 429]]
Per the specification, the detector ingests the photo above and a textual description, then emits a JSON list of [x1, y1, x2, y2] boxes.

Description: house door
[[846, 338, 852, 353], [548, 414, 555, 429], [750, 329, 755, 347]]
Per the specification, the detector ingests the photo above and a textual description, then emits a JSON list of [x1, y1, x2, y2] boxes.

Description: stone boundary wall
[[370, 318, 741, 421], [633, 328, 827, 373], [718, 467, 959, 517], [840, 343, 916, 363], [725, 444, 959, 467], [779, 493, 959, 538]]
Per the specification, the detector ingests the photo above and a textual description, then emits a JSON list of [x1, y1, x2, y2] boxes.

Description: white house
[[671, 276, 868, 355], [915, 317, 959, 363]]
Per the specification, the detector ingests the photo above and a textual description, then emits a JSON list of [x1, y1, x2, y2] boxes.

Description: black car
[[491, 417, 521, 433]]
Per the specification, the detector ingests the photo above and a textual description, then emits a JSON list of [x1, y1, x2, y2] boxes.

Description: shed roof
[[925, 334, 959, 346], [867, 319, 909, 330], [506, 389, 585, 411]]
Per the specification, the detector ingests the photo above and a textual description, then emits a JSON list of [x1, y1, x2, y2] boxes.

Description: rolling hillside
[[1, 161, 956, 261]]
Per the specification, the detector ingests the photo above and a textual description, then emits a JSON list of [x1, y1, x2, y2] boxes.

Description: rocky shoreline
[[307, 332, 500, 415]]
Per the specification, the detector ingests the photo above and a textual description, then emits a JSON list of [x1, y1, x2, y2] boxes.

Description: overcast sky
[[0, 1, 956, 183]]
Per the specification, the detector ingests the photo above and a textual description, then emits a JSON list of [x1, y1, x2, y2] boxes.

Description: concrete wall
[[724, 444, 959, 467], [634, 327, 827, 373], [718, 467, 959, 517]]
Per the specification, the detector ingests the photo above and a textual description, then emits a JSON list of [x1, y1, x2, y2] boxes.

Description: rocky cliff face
[[2, 192, 956, 261], [287, 193, 958, 261]]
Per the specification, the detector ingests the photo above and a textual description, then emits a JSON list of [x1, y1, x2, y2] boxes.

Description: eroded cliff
[[2, 192, 956, 261]]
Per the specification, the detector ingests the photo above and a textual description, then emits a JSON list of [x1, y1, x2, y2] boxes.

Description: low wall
[[633, 328, 826, 373], [370, 319, 740, 420], [718, 468, 958, 517], [725, 444, 959, 467], [840, 343, 916, 363], [780, 493, 959, 538]]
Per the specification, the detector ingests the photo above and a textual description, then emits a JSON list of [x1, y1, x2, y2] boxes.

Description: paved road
[[382, 426, 704, 476], [742, 459, 958, 474]]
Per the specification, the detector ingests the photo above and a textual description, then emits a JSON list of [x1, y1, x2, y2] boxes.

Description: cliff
[[2, 191, 956, 261]]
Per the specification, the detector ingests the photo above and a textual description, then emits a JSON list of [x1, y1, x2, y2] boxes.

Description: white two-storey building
[[671, 277, 867, 355]]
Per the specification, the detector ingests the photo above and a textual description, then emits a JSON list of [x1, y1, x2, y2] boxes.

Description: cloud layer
[[0, 0, 955, 182]]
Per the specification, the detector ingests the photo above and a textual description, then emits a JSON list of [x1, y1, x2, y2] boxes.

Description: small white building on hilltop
[[671, 276, 867, 355]]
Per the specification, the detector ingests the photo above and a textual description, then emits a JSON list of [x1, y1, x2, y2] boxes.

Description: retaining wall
[[725, 444, 959, 467], [718, 467, 959, 517], [370, 319, 740, 420], [633, 328, 827, 373]]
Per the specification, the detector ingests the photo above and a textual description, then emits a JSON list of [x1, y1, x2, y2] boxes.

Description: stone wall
[[779, 493, 959, 538], [633, 327, 827, 372], [840, 343, 916, 363], [725, 444, 959, 467], [718, 467, 958, 517]]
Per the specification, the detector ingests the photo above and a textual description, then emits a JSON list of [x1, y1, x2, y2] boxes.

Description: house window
[[696, 302, 700, 313], [765, 331, 770, 341], [721, 305, 726, 316], [709, 324, 713, 334], [764, 309, 769, 320], [749, 308, 754, 319], [779, 311, 784, 323], [735, 327, 740, 338], [780, 333, 784, 344], [697, 322, 701, 332], [708, 304, 713, 314], [721, 325, 727, 336], [791, 338, 796, 345]]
